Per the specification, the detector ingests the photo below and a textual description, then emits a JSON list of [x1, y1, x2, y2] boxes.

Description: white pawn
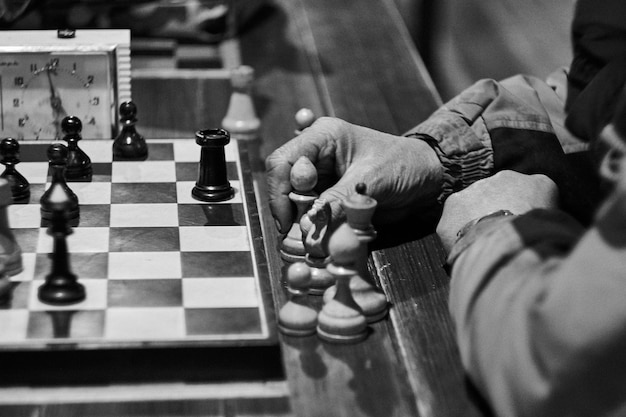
[[317, 223, 368, 344], [280, 156, 318, 263], [278, 262, 318, 336], [221, 65, 261, 140], [323, 183, 388, 323], [294, 108, 316, 135]]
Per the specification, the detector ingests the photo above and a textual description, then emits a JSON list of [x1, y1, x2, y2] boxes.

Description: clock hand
[[45, 64, 67, 138]]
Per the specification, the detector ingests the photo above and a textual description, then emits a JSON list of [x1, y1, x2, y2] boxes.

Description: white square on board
[[179, 226, 250, 252], [69, 182, 111, 205], [105, 307, 185, 339], [112, 161, 176, 183], [16, 162, 49, 184], [0, 310, 28, 341], [110, 204, 178, 227], [29, 279, 107, 311], [80, 141, 112, 163], [9, 253, 36, 282], [108, 252, 182, 280], [8, 204, 41, 228], [182, 277, 259, 308], [37, 227, 109, 253]]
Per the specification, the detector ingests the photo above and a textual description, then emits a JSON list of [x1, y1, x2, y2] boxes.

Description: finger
[[265, 118, 341, 232]]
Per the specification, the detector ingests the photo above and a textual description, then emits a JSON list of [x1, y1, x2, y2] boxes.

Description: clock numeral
[[30, 63, 37, 72], [14, 77, 23, 86], [86, 117, 96, 125], [18, 117, 27, 127], [90, 97, 100, 105], [87, 75, 95, 85], [12, 98, 20, 108]]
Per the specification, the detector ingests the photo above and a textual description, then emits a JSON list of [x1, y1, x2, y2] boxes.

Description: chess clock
[[0, 29, 131, 140]]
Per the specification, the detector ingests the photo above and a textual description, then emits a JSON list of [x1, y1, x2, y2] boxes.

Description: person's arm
[[405, 75, 597, 222], [446, 173, 626, 417]]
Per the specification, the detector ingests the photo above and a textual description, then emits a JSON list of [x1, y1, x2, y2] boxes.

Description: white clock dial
[[1, 52, 113, 140]]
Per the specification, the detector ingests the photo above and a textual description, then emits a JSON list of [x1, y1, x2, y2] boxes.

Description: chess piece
[[192, 128, 235, 202], [0, 137, 30, 201], [0, 178, 23, 277], [40, 143, 80, 222], [280, 156, 318, 263], [294, 108, 316, 135], [221, 65, 261, 140], [323, 183, 388, 323], [317, 223, 368, 343], [278, 262, 318, 336], [62, 116, 92, 181], [112, 101, 148, 160], [38, 191, 85, 305], [300, 198, 334, 295]]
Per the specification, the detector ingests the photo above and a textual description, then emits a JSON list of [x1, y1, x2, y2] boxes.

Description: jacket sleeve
[[447, 189, 626, 417], [404, 75, 600, 223]]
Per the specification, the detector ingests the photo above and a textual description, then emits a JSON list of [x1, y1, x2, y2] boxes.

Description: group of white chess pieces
[[277, 109, 389, 344]]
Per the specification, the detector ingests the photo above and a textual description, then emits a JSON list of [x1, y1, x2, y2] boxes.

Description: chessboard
[[0, 138, 282, 385]]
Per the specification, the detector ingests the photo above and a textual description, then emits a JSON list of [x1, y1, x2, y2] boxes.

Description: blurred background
[[1, 0, 576, 100]]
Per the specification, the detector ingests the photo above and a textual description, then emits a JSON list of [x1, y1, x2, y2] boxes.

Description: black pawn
[[0, 138, 30, 201], [62, 116, 92, 181], [192, 128, 235, 202], [38, 198, 85, 305], [40, 143, 79, 222], [113, 101, 148, 160]]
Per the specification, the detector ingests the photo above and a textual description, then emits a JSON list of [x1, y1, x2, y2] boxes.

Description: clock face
[[0, 52, 114, 140]]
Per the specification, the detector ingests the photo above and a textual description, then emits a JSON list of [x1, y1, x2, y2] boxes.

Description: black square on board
[[0, 281, 29, 309], [34, 253, 108, 280], [145, 143, 174, 161], [111, 183, 177, 204], [178, 204, 245, 226], [175, 162, 238, 182], [12, 229, 40, 253], [181, 251, 254, 278], [75, 205, 111, 227], [185, 308, 262, 335], [18, 144, 48, 163], [109, 227, 180, 252], [108, 279, 182, 307]]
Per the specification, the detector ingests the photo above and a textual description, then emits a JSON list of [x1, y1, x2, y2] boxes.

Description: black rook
[[192, 128, 235, 202]]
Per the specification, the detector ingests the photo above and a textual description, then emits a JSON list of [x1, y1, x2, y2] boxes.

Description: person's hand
[[436, 170, 560, 252], [265, 117, 443, 233]]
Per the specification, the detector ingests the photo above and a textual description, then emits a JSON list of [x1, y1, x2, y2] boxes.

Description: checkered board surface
[[0, 138, 277, 351]]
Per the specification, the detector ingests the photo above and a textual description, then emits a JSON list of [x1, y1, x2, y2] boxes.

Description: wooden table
[[0, 1, 485, 416]]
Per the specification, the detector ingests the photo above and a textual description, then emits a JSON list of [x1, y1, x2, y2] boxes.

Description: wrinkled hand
[[436, 170, 560, 252], [265, 117, 443, 233]]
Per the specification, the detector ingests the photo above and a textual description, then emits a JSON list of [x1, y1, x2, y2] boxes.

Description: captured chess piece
[[0, 178, 23, 277], [113, 101, 148, 160], [294, 108, 316, 135], [40, 143, 79, 222], [300, 198, 334, 295], [278, 262, 318, 336], [192, 128, 235, 202], [0, 137, 30, 201], [221, 65, 261, 141], [317, 223, 368, 343], [280, 156, 318, 263], [323, 183, 388, 322], [38, 193, 85, 305], [62, 116, 92, 181]]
